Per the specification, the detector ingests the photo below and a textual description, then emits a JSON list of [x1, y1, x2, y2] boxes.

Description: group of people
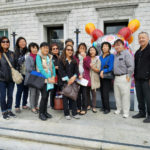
[[0, 31, 150, 123]]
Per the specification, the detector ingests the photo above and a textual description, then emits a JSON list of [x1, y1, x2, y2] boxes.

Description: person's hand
[[55, 66, 59, 70], [80, 52, 86, 58], [79, 75, 83, 80], [48, 77, 55, 84], [126, 76, 130, 82], [68, 76, 76, 85], [100, 71, 104, 78]]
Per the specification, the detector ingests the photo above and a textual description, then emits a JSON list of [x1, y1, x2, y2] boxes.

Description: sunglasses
[[52, 48, 58, 50], [1, 40, 9, 43], [66, 49, 73, 52]]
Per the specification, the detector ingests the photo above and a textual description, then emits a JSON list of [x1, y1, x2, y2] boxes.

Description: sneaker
[[3, 112, 10, 120], [7, 111, 17, 118], [132, 113, 146, 119], [114, 110, 121, 115], [143, 116, 150, 123], [65, 115, 71, 120], [45, 112, 52, 119], [123, 114, 129, 118], [103, 110, 110, 114], [39, 113, 47, 121], [72, 115, 80, 119]]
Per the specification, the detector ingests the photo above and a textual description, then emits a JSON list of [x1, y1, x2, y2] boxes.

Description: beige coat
[[90, 57, 101, 90]]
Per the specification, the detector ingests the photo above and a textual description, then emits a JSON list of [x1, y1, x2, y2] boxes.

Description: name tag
[[119, 58, 123, 61]]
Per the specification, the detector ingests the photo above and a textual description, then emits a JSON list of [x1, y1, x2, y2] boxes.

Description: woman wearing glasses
[[0, 36, 16, 119], [58, 45, 80, 120]]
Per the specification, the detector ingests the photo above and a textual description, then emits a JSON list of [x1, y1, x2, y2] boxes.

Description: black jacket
[[58, 58, 79, 86], [134, 43, 150, 80], [0, 50, 15, 82]]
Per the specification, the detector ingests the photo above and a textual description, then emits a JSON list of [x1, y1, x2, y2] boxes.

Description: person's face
[[66, 46, 73, 57], [138, 33, 149, 48], [66, 42, 73, 47], [79, 45, 86, 54], [31, 46, 38, 55], [52, 46, 59, 55], [90, 47, 96, 57], [102, 44, 110, 54], [1, 38, 10, 51], [41, 46, 49, 56], [19, 39, 27, 49], [114, 42, 124, 53]]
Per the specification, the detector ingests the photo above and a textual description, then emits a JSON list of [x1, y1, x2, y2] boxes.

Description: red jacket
[[74, 55, 91, 86]]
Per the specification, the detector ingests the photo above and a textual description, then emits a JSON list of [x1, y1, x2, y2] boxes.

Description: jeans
[[15, 77, 29, 108], [0, 81, 14, 113], [135, 79, 150, 116]]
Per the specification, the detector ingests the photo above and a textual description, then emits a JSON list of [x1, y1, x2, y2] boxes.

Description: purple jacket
[[74, 55, 91, 87]]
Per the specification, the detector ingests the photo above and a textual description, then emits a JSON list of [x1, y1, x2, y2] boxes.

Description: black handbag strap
[[103, 54, 110, 69]]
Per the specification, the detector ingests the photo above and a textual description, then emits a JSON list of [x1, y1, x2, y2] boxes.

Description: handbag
[[102, 55, 114, 79], [62, 82, 80, 101], [3, 53, 23, 84], [26, 71, 46, 90]]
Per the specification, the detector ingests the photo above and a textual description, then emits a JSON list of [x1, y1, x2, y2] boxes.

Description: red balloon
[[118, 27, 132, 41], [91, 29, 104, 41]]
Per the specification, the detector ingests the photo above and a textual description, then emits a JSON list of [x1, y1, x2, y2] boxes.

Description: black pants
[[40, 84, 50, 114], [50, 84, 58, 108], [100, 78, 111, 111], [77, 86, 87, 111], [63, 96, 77, 116], [135, 80, 150, 116]]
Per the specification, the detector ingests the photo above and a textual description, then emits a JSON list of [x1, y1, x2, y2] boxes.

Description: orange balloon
[[128, 35, 134, 44], [91, 38, 94, 44], [85, 23, 96, 35], [128, 19, 140, 33]]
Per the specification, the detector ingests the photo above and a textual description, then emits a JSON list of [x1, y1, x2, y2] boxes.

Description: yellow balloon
[[85, 23, 96, 35], [128, 19, 140, 33]]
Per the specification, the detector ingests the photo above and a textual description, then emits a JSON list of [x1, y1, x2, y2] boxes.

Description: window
[[0, 29, 8, 38], [104, 21, 128, 34], [47, 26, 64, 51]]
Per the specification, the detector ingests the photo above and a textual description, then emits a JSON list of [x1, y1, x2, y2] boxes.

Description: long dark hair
[[0, 36, 10, 53], [15, 37, 28, 57], [60, 45, 76, 65], [75, 43, 87, 58]]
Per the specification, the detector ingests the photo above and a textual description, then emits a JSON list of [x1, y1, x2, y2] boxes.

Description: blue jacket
[[99, 54, 114, 73]]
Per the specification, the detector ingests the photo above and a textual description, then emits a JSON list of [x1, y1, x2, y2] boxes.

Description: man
[[113, 39, 134, 118], [132, 32, 150, 123]]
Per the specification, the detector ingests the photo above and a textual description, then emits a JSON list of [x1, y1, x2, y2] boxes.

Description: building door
[[47, 26, 64, 52]]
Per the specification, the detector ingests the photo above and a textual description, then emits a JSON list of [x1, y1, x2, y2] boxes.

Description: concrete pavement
[[0, 108, 150, 150]]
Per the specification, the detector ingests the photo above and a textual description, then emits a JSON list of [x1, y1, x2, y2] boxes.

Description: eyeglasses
[[52, 48, 58, 50], [1, 40, 9, 43], [66, 49, 73, 51]]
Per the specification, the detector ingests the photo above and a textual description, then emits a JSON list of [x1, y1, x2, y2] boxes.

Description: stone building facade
[[0, 0, 150, 110]]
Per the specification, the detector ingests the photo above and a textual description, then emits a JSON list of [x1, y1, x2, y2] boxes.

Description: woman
[[49, 43, 60, 109], [24, 42, 40, 114], [0, 36, 16, 119], [100, 42, 114, 114], [36, 42, 56, 121], [86, 46, 101, 113], [15, 37, 29, 113], [58, 45, 80, 120], [74, 43, 87, 115]]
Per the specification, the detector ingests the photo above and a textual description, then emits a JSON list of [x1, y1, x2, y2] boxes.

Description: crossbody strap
[[3, 53, 13, 68]]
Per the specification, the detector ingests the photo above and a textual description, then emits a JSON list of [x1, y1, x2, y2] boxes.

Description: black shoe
[[45, 112, 52, 119], [39, 113, 47, 121], [132, 113, 146, 119], [3, 112, 10, 120], [103, 110, 110, 114], [143, 116, 150, 123], [100, 108, 105, 112], [7, 111, 17, 118]]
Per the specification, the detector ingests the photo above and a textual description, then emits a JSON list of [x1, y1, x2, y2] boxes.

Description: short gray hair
[[138, 31, 149, 38]]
